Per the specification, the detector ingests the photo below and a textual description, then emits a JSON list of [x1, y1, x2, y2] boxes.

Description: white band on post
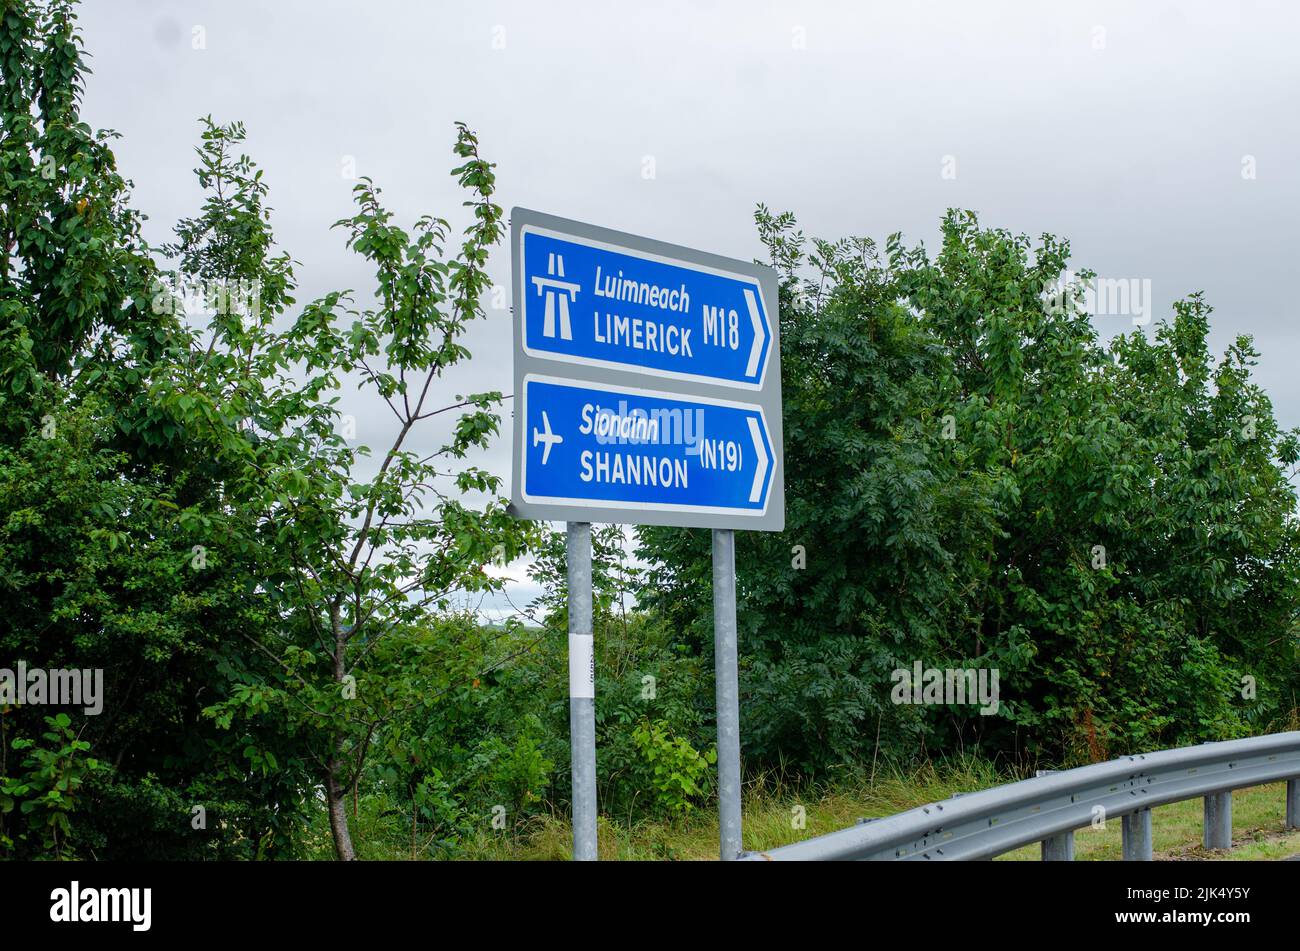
[[568, 633, 594, 699]]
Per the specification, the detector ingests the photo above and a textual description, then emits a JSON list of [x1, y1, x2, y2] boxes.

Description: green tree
[[166, 118, 536, 860], [1, 0, 310, 858], [640, 207, 1300, 773]]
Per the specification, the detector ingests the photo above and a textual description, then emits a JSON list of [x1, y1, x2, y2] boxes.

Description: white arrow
[[747, 416, 768, 503], [744, 287, 765, 378]]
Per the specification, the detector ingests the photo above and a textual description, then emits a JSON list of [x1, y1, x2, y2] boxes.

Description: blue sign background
[[521, 377, 775, 514], [521, 228, 772, 388]]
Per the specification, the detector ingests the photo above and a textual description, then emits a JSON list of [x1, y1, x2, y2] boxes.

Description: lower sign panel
[[513, 374, 783, 530]]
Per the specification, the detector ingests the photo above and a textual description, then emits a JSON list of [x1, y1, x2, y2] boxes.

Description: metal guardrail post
[[1122, 808, 1152, 860], [1041, 831, 1074, 861], [1034, 770, 1075, 860], [1287, 779, 1299, 830], [1203, 791, 1232, 850]]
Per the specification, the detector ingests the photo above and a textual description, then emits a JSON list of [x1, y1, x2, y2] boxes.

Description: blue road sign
[[511, 208, 784, 530], [519, 375, 776, 519], [519, 224, 773, 389]]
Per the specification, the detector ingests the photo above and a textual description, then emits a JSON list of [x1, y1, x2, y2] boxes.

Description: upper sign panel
[[517, 211, 774, 390]]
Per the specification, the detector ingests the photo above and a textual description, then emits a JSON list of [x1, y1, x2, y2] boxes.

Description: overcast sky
[[77, 1, 1300, 614]]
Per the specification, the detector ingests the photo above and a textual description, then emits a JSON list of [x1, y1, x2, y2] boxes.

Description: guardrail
[[740, 731, 1300, 861]]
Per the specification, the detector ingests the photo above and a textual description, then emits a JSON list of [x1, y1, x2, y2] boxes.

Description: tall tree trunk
[[327, 610, 357, 861], [326, 750, 357, 861]]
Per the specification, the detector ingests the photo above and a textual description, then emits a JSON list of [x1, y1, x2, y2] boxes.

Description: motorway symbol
[[534, 252, 578, 341]]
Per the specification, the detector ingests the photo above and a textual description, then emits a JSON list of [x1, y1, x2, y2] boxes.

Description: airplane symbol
[[532, 411, 563, 465]]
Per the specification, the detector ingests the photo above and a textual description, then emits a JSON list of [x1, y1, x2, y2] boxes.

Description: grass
[[457, 759, 1300, 861]]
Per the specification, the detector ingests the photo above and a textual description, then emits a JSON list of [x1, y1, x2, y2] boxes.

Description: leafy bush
[[1, 714, 105, 858], [630, 719, 716, 816]]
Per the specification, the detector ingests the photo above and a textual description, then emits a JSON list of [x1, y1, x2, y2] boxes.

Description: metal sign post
[[509, 208, 784, 861], [712, 528, 742, 860], [567, 522, 597, 860]]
